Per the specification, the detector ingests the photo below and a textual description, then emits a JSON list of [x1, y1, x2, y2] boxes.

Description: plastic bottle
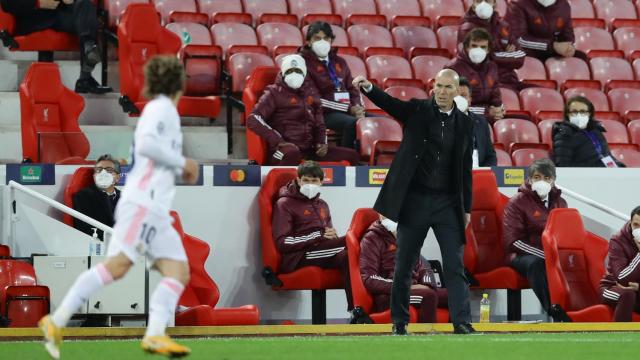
[[90, 228, 98, 256], [479, 293, 490, 323]]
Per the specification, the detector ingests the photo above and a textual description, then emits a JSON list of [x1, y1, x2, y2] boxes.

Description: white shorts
[[107, 201, 187, 264]]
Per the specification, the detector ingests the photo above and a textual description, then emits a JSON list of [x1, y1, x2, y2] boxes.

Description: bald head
[[433, 69, 460, 111]]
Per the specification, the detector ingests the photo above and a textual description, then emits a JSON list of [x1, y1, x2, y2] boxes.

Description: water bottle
[[90, 228, 98, 256], [479, 293, 490, 323]]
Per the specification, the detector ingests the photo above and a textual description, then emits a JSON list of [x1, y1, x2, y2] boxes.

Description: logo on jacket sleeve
[[534, 17, 543, 25], [335, 63, 342, 73], [533, 210, 542, 218], [290, 97, 298, 105], [306, 96, 315, 105], [388, 244, 397, 252], [556, 18, 565, 29], [303, 209, 312, 216]]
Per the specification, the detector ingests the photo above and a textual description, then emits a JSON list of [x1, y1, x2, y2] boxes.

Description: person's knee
[[617, 288, 636, 302], [103, 255, 133, 280], [529, 257, 547, 272], [276, 145, 302, 165]]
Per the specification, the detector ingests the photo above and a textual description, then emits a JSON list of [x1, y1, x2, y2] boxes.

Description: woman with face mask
[[600, 206, 640, 322], [552, 96, 625, 168], [503, 158, 570, 321]]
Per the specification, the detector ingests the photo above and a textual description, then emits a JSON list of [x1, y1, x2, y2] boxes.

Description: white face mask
[[454, 95, 469, 113], [475, 1, 493, 20], [531, 180, 552, 199], [300, 183, 321, 199], [311, 39, 331, 58], [468, 47, 487, 64], [537, 0, 556, 7], [632, 228, 640, 241], [569, 114, 589, 129], [381, 219, 398, 233], [284, 72, 305, 89], [94, 170, 115, 190]]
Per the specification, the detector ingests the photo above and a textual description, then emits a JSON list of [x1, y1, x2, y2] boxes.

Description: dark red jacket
[[446, 45, 502, 112], [272, 180, 336, 273], [299, 46, 362, 114], [601, 222, 640, 289], [506, 0, 574, 59], [458, 9, 526, 90], [359, 221, 437, 295], [247, 74, 327, 152], [503, 183, 568, 264]]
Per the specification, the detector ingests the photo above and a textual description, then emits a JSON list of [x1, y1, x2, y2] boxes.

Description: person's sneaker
[[453, 323, 477, 334], [392, 323, 408, 335], [75, 77, 112, 94], [141, 335, 191, 358], [349, 306, 374, 324], [84, 43, 102, 68], [548, 304, 572, 322], [39, 315, 62, 359]]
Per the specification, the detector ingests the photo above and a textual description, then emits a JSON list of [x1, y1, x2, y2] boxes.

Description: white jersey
[[119, 95, 185, 213]]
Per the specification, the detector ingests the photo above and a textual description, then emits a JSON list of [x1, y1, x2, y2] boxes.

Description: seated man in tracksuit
[[503, 158, 570, 321], [247, 54, 360, 166], [272, 161, 354, 314], [600, 206, 640, 322], [360, 214, 447, 323]]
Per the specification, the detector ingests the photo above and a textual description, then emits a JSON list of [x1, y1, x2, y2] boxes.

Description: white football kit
[[107, 95, 188, 263]]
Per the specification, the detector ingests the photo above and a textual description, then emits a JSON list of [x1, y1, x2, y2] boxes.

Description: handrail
[[556, 184, 627, 221], [8, 180, 114, 235]]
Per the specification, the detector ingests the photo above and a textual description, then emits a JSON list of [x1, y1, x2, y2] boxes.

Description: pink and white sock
[[51, 263, 114, 327], [145, 277, 185, 337]]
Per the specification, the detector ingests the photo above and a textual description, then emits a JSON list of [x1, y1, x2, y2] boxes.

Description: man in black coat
[[353, 69, 475, 334], [0, 0, 111, 94], [457, 77, 497, 167], [73, 154, 121, 240]]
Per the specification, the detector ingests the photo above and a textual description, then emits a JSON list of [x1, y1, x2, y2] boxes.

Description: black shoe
[[392, 323, 408, 335], [453, 323, 477, 334], [84, 43, 101, 68], [548, 304, 572, 322], [75, 77, 112, 94], [349, 306, 374, 324]]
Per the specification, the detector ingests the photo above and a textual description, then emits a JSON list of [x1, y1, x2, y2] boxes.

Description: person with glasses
[[72, 154, 122, 240], [552, 96, 625, 167]]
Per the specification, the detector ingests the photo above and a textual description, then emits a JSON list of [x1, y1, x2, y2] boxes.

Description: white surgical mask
[[311, 39, 331, 58], [475, 2, 493, 20], [468, 47, 487, 64], [94, 170, 114, 190], [454, 95, 469, 113], [531, 180, 552, 199], [300, 184, 321, 199], [284, 72, 305, 89], [569, 114, 589, 129], [632, 228, 640, 241], [537, 0, 556, 7], [381, 219, 398, 233]]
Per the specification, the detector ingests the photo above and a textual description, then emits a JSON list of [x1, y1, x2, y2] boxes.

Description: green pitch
[[2, 332, 637, 360]]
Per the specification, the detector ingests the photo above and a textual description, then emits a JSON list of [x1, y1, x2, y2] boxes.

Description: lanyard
[[582, 131, 604, 157], [321, 60, 341, 91]]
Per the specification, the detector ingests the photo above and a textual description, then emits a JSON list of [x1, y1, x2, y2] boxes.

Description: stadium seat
[[411, 55, 450, 88], [171, 212, 260, 326], [545, 58, 591, 88], [0, 260, 50, 327], [210, 12, 252, 25], [574, 26, 615, 54], [567, 0, 595, 18], [19, 63, 92, 164], [227, 49, 275, 93], [344, 208, 422, 324], [590, 57, 635, 90], [511, 148, 551, 167], [242, 0, 288, 25], [0, 245, 9, 258], [62, 167, 95, 227], [610, 146, 640, 167], [419, 0, 465, 24], [345, 14, 388, 27], [593, 0, 639, 29], [538, 119, 563, 146], [385, 86, 429, 101], [599, 119, 630, 143], [167, 22, 211, 45], [376, 0, 422, 26], [211, 23, 258, 57], [198, 0, 243, 18], [634, 59, 640, 79], [332, 0, 377, 26], [104, 0, 150, 28], [242, 66, 278, 163], [542, 208, 614, 322], [259, 168, 345, 324], [392, 26, 439, 58], [366, 55, 413, 87], [151, 0, 197, 25], [289, 0, 333, 23], [515, 57, 547, 81], [464, 170, 529, 320], [356, 117, 403, 164], [519, 88, 565, 122], [563, 88, 610, 112], [608, 88, 640, 121], [613, 27, 640, 59], [347, 25, 394, 56], [494, 148, 513, 166], [256, 23, 303, 54], [436, 26, 458, 56], [629, 120, 640, 144], [500, 87, 521, 111], [341, 54, 368, 79], [493, 118, 541, 151], [117, 4, 222, 118], [301, 24, 350, 47]]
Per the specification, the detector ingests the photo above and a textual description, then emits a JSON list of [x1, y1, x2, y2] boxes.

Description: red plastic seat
[[436, 26, 458, 56], [256, 23, 303, 54], [166, 22, 212, 45], [411, 55, 450, 88], [599, 119, 630, 143], [420, 0, 464, 23], [593, 0, 638, 28], [259, 168, 345, 324], [564, 88, 610, 112], [289, 0, 333, 23], [19, 63, 91, 164], [366, 55, 413, 87], [590, 57, 635, 89], [613, 27, 640, 58], [0, 245, 9, 258], [538, 119, 563, 146], [610, 146, 640, 167], [542, 208, 614, 322], [242, 66, 278, 163], [574, 26, 615, 53], [345, 208, 422, 324], [634, 59, 640, 79], [151, 0, 197, 24], [519, 88, 565, 121], [493, 118, 541, 150], [568, 0, 596, 18], [515, 57, 547, 81], [511, 148, 551, 166], [117, 4, 221, 118], [545, 57, 591, 88], [211, 23, 258, 57], [629, 120, 640, 144], [242, 0, 287, 24], [301, 24, 349, 47], [356, 117, 403, 164], [332, 0, 377, 26], [392, 26, 438, 58], [198, 0, 243, 18], [385, 86, 428, 100], [377, 0, 422, 25], [341, 54, 368, 79], [0, 6, 78, 53], [104, 0, 150, 28], [494, 148, 512, 166], [608, 88, 640, 121], [62, 167, 95, 226], [0, 260, 50, 327], [347, 25, 394, 56], [227, 50, 275, 93]]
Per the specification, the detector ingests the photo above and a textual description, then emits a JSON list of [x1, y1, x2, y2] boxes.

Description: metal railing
[[556, 184, 627, 221]]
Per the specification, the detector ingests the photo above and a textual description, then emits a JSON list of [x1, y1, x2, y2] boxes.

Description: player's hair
[[527, 158, 557, 180], [631, 206, 640, 219], [143, 55, 186, 99], [96, 154, 121, 174], [463, 27, 492, 50], [297, 160, 324, 180], [458, 76, 471, 89]]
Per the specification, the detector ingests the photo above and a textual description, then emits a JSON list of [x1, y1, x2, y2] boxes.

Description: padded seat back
[[63, 167, 95, 226]]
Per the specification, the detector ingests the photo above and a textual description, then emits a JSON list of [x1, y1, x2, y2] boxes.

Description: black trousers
[[510, 255, 551, 313], [391, 190, 471, 326], [324, 111, 357, 149], [51, 0, 98, 43]]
